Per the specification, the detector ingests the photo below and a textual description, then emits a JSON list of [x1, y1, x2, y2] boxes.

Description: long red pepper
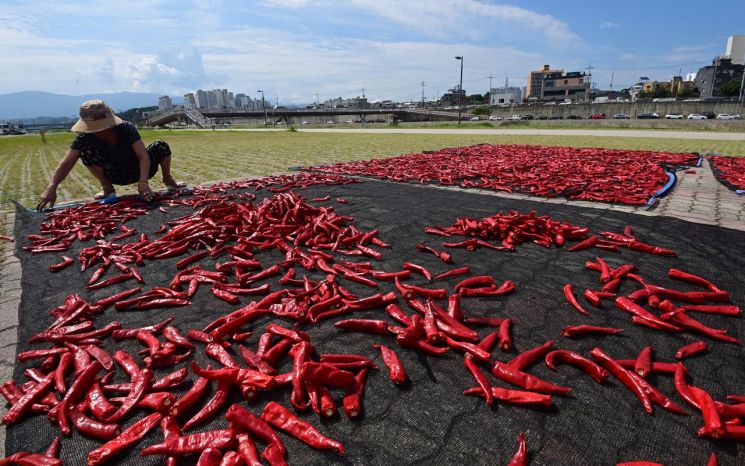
[[236, 433, 262, 466], [668, 268, 721, 292], [226, 404, 286, 455], [508, 432, 527, 466], [69, 405, 121, 440], [434, 267, 471, 280], [87, 412, 162, 466], [491, 361, 572, 395], [590, 347, 653, 414], [262, 401, 345, 455], [342, 368, 367, 418], [335, 319, 389, 334], [561, 325, 623, 338], [373, 344, 407, 385], [183, 380, 232, 431], [545, 350, 609, 384], [464, 386, 552, 407], [170, 376, 210, 417], [675, 340, 709, 359], [403, 262, 432, 280], [140, 429, 235, 455], [509, 340, 554, 370], [2, 372, 54, 425], [690, 386, 724, 438], [563, 284, 588, 316]]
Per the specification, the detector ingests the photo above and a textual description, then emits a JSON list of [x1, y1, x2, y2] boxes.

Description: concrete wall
[[488, 101, 745, 119]]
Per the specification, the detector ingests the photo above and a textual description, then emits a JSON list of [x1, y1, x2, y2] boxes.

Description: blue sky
[[1, 0, 743, 104]]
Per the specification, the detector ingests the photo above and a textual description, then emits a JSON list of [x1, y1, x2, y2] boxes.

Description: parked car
[[535, 115, 549, 120], [509, 115, 522, 121], [325, 120, 335, 124], [520, 115, 534, 120], [637, 113, 660, 119], [590, 113, 606, 119], [488, 115, 503, 121], [716, 114, 739, 120], [549, 115, 564, 120], [301, 120, 309, 125], [701, 112, 716, 119], [664, 113, 684, 119], [612, 114, 630, 119], [567, 114, 582, 120], [687, 114, 706, 120], [469, 116, 480, 121]]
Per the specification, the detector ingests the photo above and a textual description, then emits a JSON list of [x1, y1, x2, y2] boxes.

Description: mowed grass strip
[[1, 129, 744, 212]]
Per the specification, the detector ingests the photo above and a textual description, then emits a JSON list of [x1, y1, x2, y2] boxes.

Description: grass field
[[1, 128, 744, 244]]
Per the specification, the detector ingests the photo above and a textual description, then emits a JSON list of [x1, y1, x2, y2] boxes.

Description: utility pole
[[420, 81, 426, 107], [739, 54, 745, 108], [585, 64, 594, 101], [361, 87, 365, 98], [315, 92, 319, 106], [257, 90, 267, 125], [610, 72, 614, 90], [455, 56, 463, 124], [711, 58, 719, 98]]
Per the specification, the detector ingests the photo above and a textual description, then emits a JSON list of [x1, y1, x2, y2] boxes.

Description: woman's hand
[[37, 186, 57, 211], [138, 181, 154, 202]]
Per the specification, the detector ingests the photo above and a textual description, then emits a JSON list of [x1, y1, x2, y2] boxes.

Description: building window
[[564, 80, 568, 85], [579, 78, 584, 83]]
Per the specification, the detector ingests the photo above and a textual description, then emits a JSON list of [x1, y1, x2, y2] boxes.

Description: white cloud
[[262, 0, 310, 8], [599, 21, 620, 29]]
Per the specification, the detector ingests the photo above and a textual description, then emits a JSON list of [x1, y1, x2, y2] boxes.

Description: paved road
[[173, 127, 745, 141]]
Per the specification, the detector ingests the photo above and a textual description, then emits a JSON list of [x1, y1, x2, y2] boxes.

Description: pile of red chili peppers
[[708, 155, 745, 191], [305, 144, 699, 205], [2, 169, 743, 465]]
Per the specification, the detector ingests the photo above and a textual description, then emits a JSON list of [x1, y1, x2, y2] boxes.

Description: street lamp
[[257, 90, 267, 125], [455, 56, 464, 125]]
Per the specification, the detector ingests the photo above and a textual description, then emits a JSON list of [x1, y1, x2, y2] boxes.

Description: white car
[[488, 115, 503, 121], [469, 116, 480, 121], [664, 113, 684, 119], [687, 114, 706, 120], [301, 121, 309, 125], [325, 120, 335, 124], [508, 115, 522, 121], [717, 114, 740, 120]]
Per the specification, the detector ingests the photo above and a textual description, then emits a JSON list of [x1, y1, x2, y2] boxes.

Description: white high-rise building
[[725, 35, 745, 65], [158, 95, 173, 111], [194, 90, 207, 109], [183, 93, 196, 109]]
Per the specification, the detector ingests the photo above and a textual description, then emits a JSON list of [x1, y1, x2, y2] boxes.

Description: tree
[[719, 79, 742, 97]]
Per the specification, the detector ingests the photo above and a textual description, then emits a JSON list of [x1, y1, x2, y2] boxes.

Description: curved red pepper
[[545, 350, 609, 384]]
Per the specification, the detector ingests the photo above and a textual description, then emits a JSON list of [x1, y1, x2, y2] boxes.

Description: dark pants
[[79, 140, 171, 186]]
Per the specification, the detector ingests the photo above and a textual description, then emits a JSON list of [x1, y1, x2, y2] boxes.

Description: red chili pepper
[[373, 344, 407, 385], [49, 256, 74, 272], [476, 331, 499, 353], [545, 350, 609, 384], [497, 318, 513, 351], [463, 317, 505, 327], [675, 340, 709, 359], [459, 280, 516, 297], [680, 305, 740, 316], [334, 319, 389, 334], [491, 361, 572, 395], [508, 340, 554, 370], [563, 284, 588, 316], [236, 432, 262, 466], [434, 267, 471, 280], [615, 297, 682, 333], [404, 262, 432, 280], [590, 347, 653, 414], [690, 385, 724, 438], [239, 346, 277, 375], [455, 275, 495, 292], [141, 429, 235, 456], [561, 325, 624, 338], [463, 355, 493, 405], [634, 346, 652, 377], [226, 404, 286, 456], [2, 372, 55, 425], [261, 401, 345, 455], [87, 412, 162, 466], [342, 368, 367, 418], [464, 387, 552, 407], [105, 369, 152, 423], [508, 432, 527, 466], [567, 235, 599, 251], [69, 405, 121, 440], [169, 376, 210, 418]]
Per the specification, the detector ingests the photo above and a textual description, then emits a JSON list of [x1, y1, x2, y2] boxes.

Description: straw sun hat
[[71, 100, 123, 133]]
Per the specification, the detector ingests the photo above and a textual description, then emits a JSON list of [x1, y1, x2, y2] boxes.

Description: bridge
[[147, 107, 462, 127]]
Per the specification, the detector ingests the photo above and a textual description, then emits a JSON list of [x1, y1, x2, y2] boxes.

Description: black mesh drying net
[[7, 178, 745, 465]]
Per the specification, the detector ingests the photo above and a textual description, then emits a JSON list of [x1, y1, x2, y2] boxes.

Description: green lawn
[[1, 129, 744, 212]]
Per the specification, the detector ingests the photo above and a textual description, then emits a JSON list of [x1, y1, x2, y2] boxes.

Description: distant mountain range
[[0, 91, 183, 121]]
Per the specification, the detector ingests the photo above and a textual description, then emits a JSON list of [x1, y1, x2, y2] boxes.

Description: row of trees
[[637, 79, 742, 99]]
